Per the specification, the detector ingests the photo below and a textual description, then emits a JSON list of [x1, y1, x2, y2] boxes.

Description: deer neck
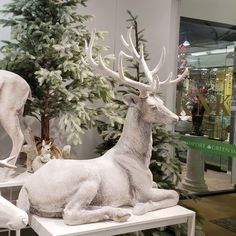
[[116, 107, 152, 166]]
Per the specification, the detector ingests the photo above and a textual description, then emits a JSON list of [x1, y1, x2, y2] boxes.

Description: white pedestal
[[182, 148, 208, 192], [29, 205, 195, 236]]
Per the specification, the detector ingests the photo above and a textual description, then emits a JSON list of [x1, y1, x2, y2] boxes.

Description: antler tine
[[122, 28, 156, 90], [159, 68, 189, 88], [118, 51, 151, 97], [84, 31, 98, 68], [151, 47, 166, 75], [0, 155, 17, 169], [171, 67, 189, 84], [84, 31, 118, 79], [159, 72, 173, 85], [126, 27, 140, 60]]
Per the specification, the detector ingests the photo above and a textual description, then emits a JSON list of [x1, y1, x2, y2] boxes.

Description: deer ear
[[123, 94, 140, 107], [42, 140, 45, 146]]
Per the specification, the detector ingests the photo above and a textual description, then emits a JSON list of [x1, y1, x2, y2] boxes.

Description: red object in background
[[179, 43, 187, 53]]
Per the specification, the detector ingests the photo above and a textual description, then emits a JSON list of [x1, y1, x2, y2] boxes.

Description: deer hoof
[[112, 209, 131, 222], [133, 202, 153, 215]]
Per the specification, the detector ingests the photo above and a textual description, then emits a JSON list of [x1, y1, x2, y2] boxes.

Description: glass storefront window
[[177, 66, 233, 140], [176, 17, 236, 174]]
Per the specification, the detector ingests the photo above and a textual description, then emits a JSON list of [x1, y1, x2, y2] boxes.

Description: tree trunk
[[41, 114, 50, 141], [41, 87, 50, 141]]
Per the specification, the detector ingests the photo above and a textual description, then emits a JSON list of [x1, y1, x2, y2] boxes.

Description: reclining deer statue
[[0, 70, 33, 172], [17, 28, 188, 225]]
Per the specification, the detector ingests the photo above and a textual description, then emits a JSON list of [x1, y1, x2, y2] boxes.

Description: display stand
[[29, 205, 195, 236], [182, 135, 208, 192], [182, 149, 208, 192]]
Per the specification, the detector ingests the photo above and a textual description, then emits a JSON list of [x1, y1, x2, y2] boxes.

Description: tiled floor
[[181, 193, 236, 236], [205, 169, 233, 191], [180, 164, 236, 236]]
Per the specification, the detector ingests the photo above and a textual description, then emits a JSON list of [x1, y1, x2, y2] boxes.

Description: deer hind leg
[[0, 110, 24, 166], [133, 189, 179, 215], [63, 180, 131, 225], [19, 111, 38, 172]]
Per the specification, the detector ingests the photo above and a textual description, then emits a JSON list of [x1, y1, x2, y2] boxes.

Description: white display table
[[30, 205, 195, 236]]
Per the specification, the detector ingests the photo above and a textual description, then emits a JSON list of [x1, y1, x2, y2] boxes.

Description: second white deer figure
[[18, 28, 188, 225], [0, 70, 33, 172]]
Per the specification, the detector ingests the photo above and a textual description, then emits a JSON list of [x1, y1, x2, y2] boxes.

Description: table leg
[[187, 214, 195, 236], [16, 230, 21, 236]]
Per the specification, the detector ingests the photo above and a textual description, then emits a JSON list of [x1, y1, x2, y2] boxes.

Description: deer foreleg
[[1, 111, 24, 166], [133, 189, 179, 215], [19, 114, 38, 172], [18, 113, 36, 148], [63, 180, 131, 225]]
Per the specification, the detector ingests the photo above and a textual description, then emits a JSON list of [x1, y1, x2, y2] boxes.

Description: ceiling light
[[183, 40, 190, 47]]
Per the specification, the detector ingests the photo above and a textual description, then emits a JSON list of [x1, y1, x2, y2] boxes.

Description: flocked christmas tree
[[96, 10, 183, 190], [0, 0, 117, 144]]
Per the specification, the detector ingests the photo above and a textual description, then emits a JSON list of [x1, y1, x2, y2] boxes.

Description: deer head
[[84, 28, 188, 125]]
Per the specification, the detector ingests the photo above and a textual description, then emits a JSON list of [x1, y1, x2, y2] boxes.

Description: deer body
[[0, 70, 32, 171], [18, 95, 180, 225], [18, 28, 188, 225]]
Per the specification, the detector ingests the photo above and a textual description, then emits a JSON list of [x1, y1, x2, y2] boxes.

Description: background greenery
[[0, 0, 118, 144]]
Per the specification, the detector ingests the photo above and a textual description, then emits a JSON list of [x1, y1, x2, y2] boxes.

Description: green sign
[[179, 135, 236, 158]]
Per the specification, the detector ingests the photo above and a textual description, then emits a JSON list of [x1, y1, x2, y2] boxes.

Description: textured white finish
[[0, 70, 32, 171], [17, 30, 188, 226], [84, 29, 188, 98], [0, 194, 28, 230], [29, 205, 195, 236]]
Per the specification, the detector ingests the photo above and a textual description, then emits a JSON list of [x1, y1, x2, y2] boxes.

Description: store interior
[[177, 16, 236, 193], [1, 1, 236, 236]]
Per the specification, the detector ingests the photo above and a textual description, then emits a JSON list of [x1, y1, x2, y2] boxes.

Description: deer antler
[[84, 28, 188, 97], [0, 156, 17, 169], [84, 31, 154, 97]]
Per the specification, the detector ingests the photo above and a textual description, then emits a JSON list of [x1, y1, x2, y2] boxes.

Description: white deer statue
[[17, 28, 188, 225], [0, 70, 30, 229], [0, 194, 28, 230], [0, 70, 33, 171]]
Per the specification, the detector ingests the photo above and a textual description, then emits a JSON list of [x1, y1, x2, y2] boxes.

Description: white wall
[[71, 0, 181, 159], [0, 0, 181, 160], [0, 0, 11, 56], [180, 0, 236, 25]]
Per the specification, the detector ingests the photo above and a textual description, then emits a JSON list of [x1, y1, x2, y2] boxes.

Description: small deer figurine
[[17, 28, 188, 225], [31, 140, 52, 172]]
